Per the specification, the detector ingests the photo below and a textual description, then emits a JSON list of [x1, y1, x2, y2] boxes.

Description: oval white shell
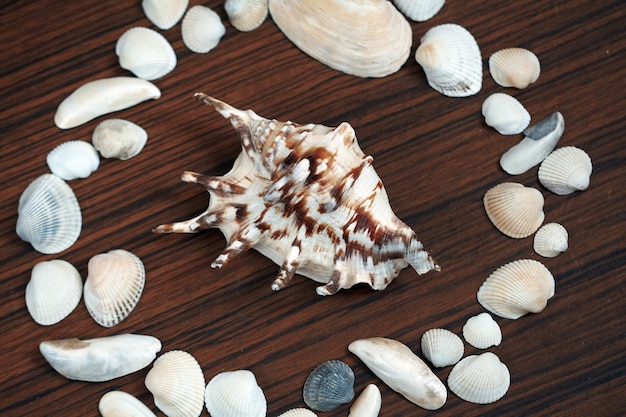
[[447, 352, 510, 404], [225, 0, 268, 32], [99, 391, 157, 417], [483, 182, 545, 239], [489, 47, 540, 89], [462, 312, 502, 349], [481, 93, 531, 135], [142, 0, 189, 30], [420, 328, 464, 368], [92, 119, 148, 160], [181, 5, 226, 54], [538, 146, 592, 195], [303, 360, 354, 412], [533, 222, 568, 258], [25, 259, 82, 326], [16, 174, 82, 254], [348, 384, 381, 417], [54, 77, 161, 129], [116, 27, 177, 80], [46, 140, 100, 180], [277, 409, 318, 417], [393, 0, 444, 22], [204, 369, 267, 417], [39, 334, 161, 382]]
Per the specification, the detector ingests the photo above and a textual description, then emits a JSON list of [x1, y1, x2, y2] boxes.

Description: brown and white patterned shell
[[155, 94, 439, 295]]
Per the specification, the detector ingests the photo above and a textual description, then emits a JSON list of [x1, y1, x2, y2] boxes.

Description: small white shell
[[348, 384, 381, 417], [303, 360, 355, 412], [533, 222, 568, 258], [99, 391, 157, 417], [393, 0, 445, 22], [225, 0, 268, 32], [483, 182, 545, 239], [46, 140, 100, 180], [489, 47, 540, 89], [92, 119, 148, 160], [181, 5, 226, 53], [116, 27, 177, 80], [16, 174, 82, 254], [142, 0, 189, 30], [481, 93, 531, 135], [420, 328, 464, 368], [277, 409, 318, 417], [447, 352, 510, 404], [538, 146, 592, 195], [25, 259, 82, 326], [204, 369, 267, 417], [462, 312, 502, 349]]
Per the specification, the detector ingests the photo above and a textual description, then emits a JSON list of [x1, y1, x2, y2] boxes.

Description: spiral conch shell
[[155, 94, 439, 295]]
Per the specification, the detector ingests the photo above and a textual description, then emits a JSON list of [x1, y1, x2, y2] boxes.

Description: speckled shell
[[533, 222, 568, 257], [303, 360, 355, 412], [447, 352, 510, 404], [92, 119, 148, 160], [155, 94, 439, 295], [483, 182, 545, 238], [420, 328, 464, 368], [538, 146, 592, 195]]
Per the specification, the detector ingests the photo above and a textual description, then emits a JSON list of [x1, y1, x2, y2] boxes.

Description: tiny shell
[[462, 312, 502, 349], [481, 93, 531, 135], [116, 27, 177, 80], [92, 119, 148, 160], [277, 409, 318, 417], [533, 222, 568, 258], [447, 352, 510, 404], [204, 369, 267, 417], [483, 182, 545, 239], [225, 0, 268, 32], [420, 328, 464, 368], [99, 391, 157, 417], [393, 0, 445, 22], [142, 0, 189, 30], [303, 360, 355, 412], [538, 146, 592, 195], [348, 384, 381, 417], [181, 5, 226, 53], [489, 47, 540, 89], [46, 140, 100, 180]]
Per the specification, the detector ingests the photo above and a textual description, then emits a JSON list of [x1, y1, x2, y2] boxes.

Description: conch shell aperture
[[155, 94, 439, 295]]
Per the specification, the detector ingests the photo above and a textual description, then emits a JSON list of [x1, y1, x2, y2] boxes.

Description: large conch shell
[[155, 94, 439, 295]]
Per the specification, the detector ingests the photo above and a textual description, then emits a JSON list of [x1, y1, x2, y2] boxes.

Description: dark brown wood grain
[[1, 0, 624, 416]]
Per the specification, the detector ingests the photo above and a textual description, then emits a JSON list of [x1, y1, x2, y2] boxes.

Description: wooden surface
[[1, 0, 624, 416]]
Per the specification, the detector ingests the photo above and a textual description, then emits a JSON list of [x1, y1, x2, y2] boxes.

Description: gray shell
[[303, 360, 355, 411]]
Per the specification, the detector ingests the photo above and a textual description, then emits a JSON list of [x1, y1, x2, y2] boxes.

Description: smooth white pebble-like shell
[[116, 27, 177, 80], [92, 119, 148, 160], [181, 5, 226, 53], [489, 47, 540, 89], [225, 0, 268, 32], [533, 222, 568, 258], [204, 369, 267, 417], [447, 352, 510, 404], [482, 93, 531, 135], [393, 0, 444, 21], [538, 146, 592, 195], [483, 182, 545, 238], [420, 328, 464, 368], [142, 0, 189, 30], [462, 312, 502, 349], [348, 384, 381, 417], [99, 391, 157, 417], [46, 140, 100, 180]]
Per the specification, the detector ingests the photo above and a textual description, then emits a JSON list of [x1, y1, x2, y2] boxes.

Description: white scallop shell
[[483, 182, 545, 239], [277, 409, 318, 417], [348, 384, 381, 417], [225, 0, 268, 32], [92, 119, 148, 160], [145, 350, 205, 417], [477, 259, 555, 320], [533, 222, 568, 258], [83, 249, 145, 327], [481, 93, 531, 135], [447, 352, 510, 404], [99, 391, 157, 417], [181, 5, 226, 54], [204, 369, 267, 417], [142, 0, 189, 30], [46, 140, 100, 180], [16, 174, 82, 254], [538, 146, 592, 195], [462, 312, 502, 349], [420, 328, 464, 368], [54, 77, 161, 129], [489, 47, 540, 89], [25, 259, 82, 326], [393, 0, 444, 21], [415, 23, 482, 97], [116, 27, 177, 80]]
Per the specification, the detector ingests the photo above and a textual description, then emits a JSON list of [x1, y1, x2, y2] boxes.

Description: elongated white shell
[[348, 337, 446, 410], [39, 334, 162, 382], [225, 0, 268, 32], [533, 222, 568, 258], [393, 0, 444, 22], [16, 174, 82, 254], [54, 77, 161, 129], [46, 140, 100, 180], [482, 93, 531, 135], [181, 5, 226, 54], [489, 47, 540, 89], [277, 409, 318, 417], [462, 312, 502, 349], [92, 119, 148, 160], [538, 146, 592, 195], [420, 328, 464, 368], [448, 352, 510, 404], [483, 182, 545, 238], [204, 369, 267, 417], [348, 384, 381, 417], [142, 0, 189, 30], [116, 27, 177, 80], [99, 391, 157, 417]]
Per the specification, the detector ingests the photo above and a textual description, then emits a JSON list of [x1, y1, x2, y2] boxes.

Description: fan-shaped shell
[[489, 47, 540, 89], [277, 409, 318, 417], [303, 360, 354, 412], [483, 182, 545, 238], [204, 369, 267, 417], [447, 352, 510, 404], [142, 0, 189, 30], [99, 391, 157, 417], [393, 0, 444, 22], [533, 222, 568, 258], [16, 174, 82, 254], [348, 384, 381, 417], [481, 93, 531, 135], [25, 259, 82, 326], [83, 249, 145, 327], [462, 312, 502, 349], [225, 0, 268, 32], [46, 140, 100, 180], [145, 350, 205, 417], [415, 23, 482, 97], [538, 146, 592, 195], [116, 27, 176, 80], [92, 119, 148, 160], [269, 0, 412, 78], [477, 259, 555, 319], [420, 328, 464, 368], [181, 5, 226, 54]]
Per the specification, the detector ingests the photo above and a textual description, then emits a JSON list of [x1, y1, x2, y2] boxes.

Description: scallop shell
[[268, 0, 412, 78], [46, 140, 100, 180], [145, 350, 205, 417], [54, 77, 161, 129], [489, 47, 540, 89], [225, 0, 268, 32], [277, 409, 318, 417], [415, 23, 482, 97], [477, 259, 555, 319], [533, 222, 568, 258], [39, 334, 161, 382], [348, 384, 381, 417], [348, 337, 447, 410], [83, 249, 145, 327], [116, 27, 176, 80], [181, 5, 226, 54], [303, 360, 354, 412], [16, 174, 82, 254], [25, 259, 82, 326], [481, 93, 531, 135], [447, 352, 510, 404], [99, 391, 157, 417], [393, 0, 444, 22], [420, 328, 464, 368], [154, 94, 439, 296], [462, 312, 502, 349], [538, 146, 592, 195], [142, 0, 189, 30], [483, 182, 545, 238], [92, 119, 148, 160], [204, 369, 267, 417]]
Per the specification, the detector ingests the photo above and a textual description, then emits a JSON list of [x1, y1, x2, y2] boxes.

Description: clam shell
[[538, 146, 592, 195], [181, 5, 226, 54], [277, 409, 318, 417], [462, 312, 502, 349], [483, 182, 545, 238], [142, 0, 189, 30], [477, 259, 555, 319], [116, 27, 177, 80], [99, 391, 157, 417], [92, 119, 148, 160], [204, 369, 267, 417], [447, 352, 510, 404], [47, 140, 100, 180], [415, 23, 482, 97], [348, 384, 381, 417], [393, 0, 444, 22], [481, 93, 531, 135], [16, 174, 82, 254], [145, 350, 205, 417], [420, 328, 464, 368], [25, 259, 82, 326], [533, 222, 568, 258], [83, 249, 145, 327], [489, 47, 540, 89], [303, 360, 354, 412], [225, 0, 268, 32]]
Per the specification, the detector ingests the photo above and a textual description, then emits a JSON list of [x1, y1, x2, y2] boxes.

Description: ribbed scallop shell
[[46, 140, 100, 180], [25, 259, 82, 326], [145, 350, 205, 417], [481, 93, 531, 135], [303, 360, 355, 412], [483, 182, 545, 238], [447, 352, 510, 404], [489, 47, 540, 89], [477, 259, 555, 319], [16, 174, 82, 254], [348, 384, 381, 417], [181, 5, 226, 53], [393, 0, 444, 21], [225, 0, 268, 32], [99, 391, 157, 417], [204, 369, 267, 417], [462, 312, 502, 349], [116, 27, 176, 80], [83, 249, 145, 327], [420, 328, 464, 368], [92, 119, 148, 160], [415, 23, 482, 97], [277, 409, 318, 417], [538, 146, 592, 195], [142, 0, 189, 30], [533, 223, 568, 258]]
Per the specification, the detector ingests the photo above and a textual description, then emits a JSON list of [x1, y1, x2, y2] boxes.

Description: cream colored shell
[[142, 0, 189, 30], [489, 47, 540, 89], [462, 312, 502, 349], [483, 182, 545, 238], [277, 409, 318, 417], [481, 93, 531, 135], [393, 0, 444, 22], [533, 222, 568, 257], [348, 384, 381, 417], [181, 5, 226, 54], [204, 369, 267, 417], [225, 0, 268, 32], [116, 27, 177, 80], [420, 328, 464, 368], [538, 146, 592, 195], [99, 391, 157, 417], [92, 119, 148, 160], [447, 352, 510, 404]]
